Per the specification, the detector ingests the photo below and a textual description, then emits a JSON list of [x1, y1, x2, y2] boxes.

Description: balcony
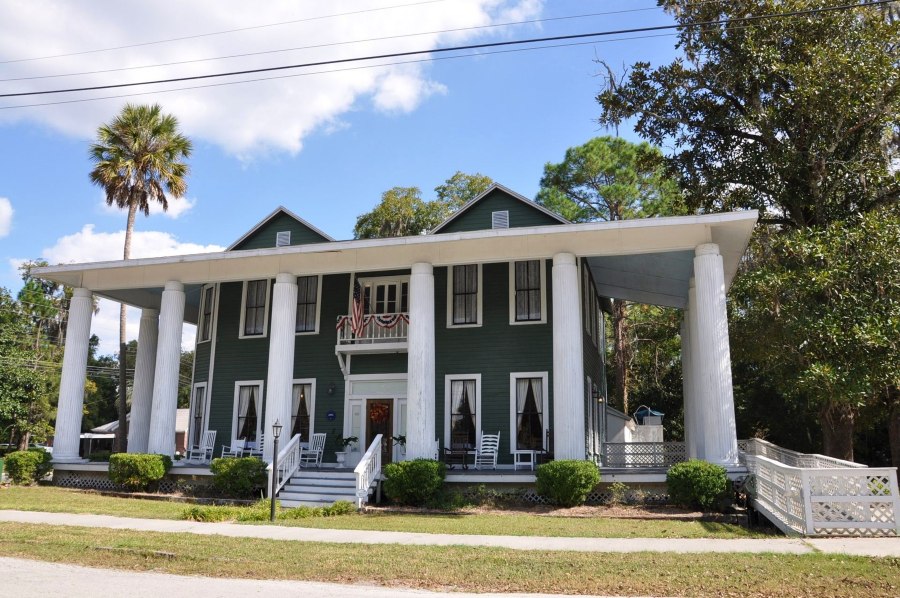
[[335, 313, 409, 361]]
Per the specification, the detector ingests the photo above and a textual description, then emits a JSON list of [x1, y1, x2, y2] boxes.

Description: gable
[[432, 186, 567, 234], [229, 209, 332, 251]]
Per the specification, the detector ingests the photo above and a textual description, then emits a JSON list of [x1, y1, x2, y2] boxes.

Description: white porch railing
[[354, 434, 383, 509], [336, 313, 409, 345], [742, 438, 899, 536], [602, 441, 686, 468], [267, 433, 302, 498]]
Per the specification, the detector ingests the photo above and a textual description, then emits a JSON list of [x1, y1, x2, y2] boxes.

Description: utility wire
[[0, 0, 455, 65], [0, 1, 889, 100], [0, 7, 679, 83]]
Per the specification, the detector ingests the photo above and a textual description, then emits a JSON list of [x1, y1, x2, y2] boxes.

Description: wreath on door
[[369, 403, 390, 424]]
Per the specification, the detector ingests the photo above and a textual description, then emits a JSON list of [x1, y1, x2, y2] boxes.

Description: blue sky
[[0, 0, 679, 353]]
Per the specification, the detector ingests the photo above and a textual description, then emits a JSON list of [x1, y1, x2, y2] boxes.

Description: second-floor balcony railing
[[336, 313, 409, 345]]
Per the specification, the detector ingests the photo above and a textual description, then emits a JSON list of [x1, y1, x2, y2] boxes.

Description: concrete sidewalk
[[1, 509, 897, 557]]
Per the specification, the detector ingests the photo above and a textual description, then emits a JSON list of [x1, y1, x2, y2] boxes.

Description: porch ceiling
[[33, 210, 757, 313]]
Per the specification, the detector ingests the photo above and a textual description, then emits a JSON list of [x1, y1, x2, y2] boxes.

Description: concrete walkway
[[0, 510, 898, 557]]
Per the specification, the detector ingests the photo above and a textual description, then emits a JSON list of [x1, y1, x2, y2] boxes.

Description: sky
[[0, 0, 680, 355]]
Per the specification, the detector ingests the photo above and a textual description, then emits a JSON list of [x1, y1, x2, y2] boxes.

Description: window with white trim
[[510, 373, 549, 452], [357, 277, 409, 314], [233, 382, 263, 442], [190, 383, 207, 447], [510, 260, 545, 323], [295, 275, 319, 333], [445, 375, 480, 451], [198, 285, 215, 343], [448, 264, 481, 326], [290, 380, 315, 440], [240, 280, 269, 337]]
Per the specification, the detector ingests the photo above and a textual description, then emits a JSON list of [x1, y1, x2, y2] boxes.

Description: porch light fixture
[[327, 383, 335, 396], [270, 419, 283, 522]]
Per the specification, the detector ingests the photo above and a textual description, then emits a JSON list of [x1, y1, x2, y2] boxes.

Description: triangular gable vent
[[275, 231, 291, 247], [492, 210, 509, 229]]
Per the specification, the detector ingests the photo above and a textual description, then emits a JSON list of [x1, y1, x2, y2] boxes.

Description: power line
[[0, 7, 676, 83], [0, 1, 888, 100], [0, 0, 455, 65]]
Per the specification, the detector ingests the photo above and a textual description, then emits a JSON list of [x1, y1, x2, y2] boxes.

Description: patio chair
[[299, 432, 326, 468], [246, 433, 264, 459], [186, 430, 216, 464], [474, 431, 500, 470], [220, 439, 245, 458]]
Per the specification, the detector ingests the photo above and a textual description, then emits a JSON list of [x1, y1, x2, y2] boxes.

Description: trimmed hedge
[[4, 449, 53, 485], [535, 460, 600, 507], [108, 453, 172, 492], [210, 457, 268, 498], [666, 459, 729, 511], [383, 459, 446, 506]]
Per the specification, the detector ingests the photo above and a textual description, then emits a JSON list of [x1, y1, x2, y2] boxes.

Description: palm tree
[[89, 103, 192, 451]]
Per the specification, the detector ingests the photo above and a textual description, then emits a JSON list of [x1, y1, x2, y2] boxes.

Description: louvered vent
[[275, 231, 291, 247], [492, 210, 509, 229]]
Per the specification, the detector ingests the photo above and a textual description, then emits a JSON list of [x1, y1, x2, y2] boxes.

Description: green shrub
[[88, 451, 112, 462], [382, 459, 446, 506], [535, 460, 600, 507], [108, 453, 172, 492], [277, 500, 356, 520], [5, 449, 53, 485], [667, 459, 729, 511], [181, 504, 246, 522], [210, 457, 267, 498]]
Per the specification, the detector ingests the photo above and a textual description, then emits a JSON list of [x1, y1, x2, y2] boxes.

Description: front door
[[366, 399, 393, 464]]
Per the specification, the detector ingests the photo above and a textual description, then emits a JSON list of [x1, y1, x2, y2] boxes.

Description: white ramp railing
[[267, 433, 302, 498], [742, 438, 899, 536], [354, 434, 383, 509]]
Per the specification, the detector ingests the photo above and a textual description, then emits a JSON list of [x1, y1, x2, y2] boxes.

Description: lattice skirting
[[457, 482, 671, 506], [53, 470, 213, 495]]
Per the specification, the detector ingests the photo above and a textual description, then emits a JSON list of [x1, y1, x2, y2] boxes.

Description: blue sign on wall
[[326, 410, 337, 421]]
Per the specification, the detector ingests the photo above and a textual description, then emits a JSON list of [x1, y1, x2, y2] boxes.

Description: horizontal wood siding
[[231, 212, 330, 250], [193, 340, 210, 384], [434, 261, 554, 464], [435, 189, 564, 234]]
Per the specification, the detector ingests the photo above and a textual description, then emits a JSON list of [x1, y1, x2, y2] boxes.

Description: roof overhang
[[33, 210, 758, 315]]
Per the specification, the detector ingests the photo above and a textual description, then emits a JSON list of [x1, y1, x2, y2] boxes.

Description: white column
[[687, 281, 706, 460], [148, 282, 185, 456], [127, 309, 159, 453], [263, 273, 298, 461], [693, 244, 739, 466], [406, 262, 435, 460], [552, 253, 585, 460], [52, 288, 94, 463], [681, 306, 698, 459]]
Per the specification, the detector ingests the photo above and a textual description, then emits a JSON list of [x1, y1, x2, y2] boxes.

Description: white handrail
[[267, 433, 302, 498], [353, 434, 383, 509], [742, 438, 865, 469]]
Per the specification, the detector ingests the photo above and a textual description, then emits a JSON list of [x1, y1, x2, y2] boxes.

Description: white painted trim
[[238, 279, 271, 339], [508, 260, 547, 325], [226, 205, 335, 250], [291, 378, 317, 437], [231, 380, 265, 442], [443, 374, 482, 451], [509, 372, 549, 454], [430, 183, 570, 233], [446, 264, 483, 328], [294, 274, 322, 336], [196, 284, 215, 344], [187, 382, 208, 448], [204, 283, 219, 442]]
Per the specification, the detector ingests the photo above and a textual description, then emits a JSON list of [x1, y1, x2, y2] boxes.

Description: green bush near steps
[[666, 459, 729, 511], [383, 459, 446, 506], [4, 449, 53, 485], [108, 453, 172, 492], [535, 460, 601, 507], [210, 457, 268, 499]]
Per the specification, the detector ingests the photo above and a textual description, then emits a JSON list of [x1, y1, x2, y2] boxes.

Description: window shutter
[[491, 211, 509, 229], [275, 231, 291, 247]]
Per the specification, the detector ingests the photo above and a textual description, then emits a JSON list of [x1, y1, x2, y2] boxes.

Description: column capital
[[140, 308, 159, 319], [164, 281, 184, 293], [552, 252, 576, 266], [695, 243, 720, 257], [411, 262, 433, 276], [275, 272, 296, 285], [72, 287, 93, 299]]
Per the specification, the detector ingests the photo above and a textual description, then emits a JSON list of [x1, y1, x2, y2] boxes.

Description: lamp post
[[270, 419, 283, 522]]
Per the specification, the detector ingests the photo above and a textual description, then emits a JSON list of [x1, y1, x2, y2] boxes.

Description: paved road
[[1, 510, 898, 556], [1, 557, 656, 598]]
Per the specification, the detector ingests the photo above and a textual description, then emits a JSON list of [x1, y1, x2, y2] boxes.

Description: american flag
[[351, 279, 366, 337]]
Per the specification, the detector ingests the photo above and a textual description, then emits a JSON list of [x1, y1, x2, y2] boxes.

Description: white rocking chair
[[220, 439, 245, 458], [299, 433, 326, 468], [474, 431, 500, 470], [246, 433, 264, 459], [186, 430, 216, 464]]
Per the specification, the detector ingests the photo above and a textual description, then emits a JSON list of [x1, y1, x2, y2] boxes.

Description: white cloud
[[0, 197, 12, 237], [90, 298, 196, 357], [41, 224, 225, 264], [0, 0, 543, 157], [100, 195, 197, 219]]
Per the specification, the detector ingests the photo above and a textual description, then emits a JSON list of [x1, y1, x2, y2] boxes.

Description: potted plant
[[335, 435, 359, 468]]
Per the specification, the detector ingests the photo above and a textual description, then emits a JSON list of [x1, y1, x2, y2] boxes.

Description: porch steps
[[278, 469, 359, 508]]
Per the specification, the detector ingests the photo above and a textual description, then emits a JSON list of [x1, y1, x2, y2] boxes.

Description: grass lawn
[[0, 522, 897, 597], [0, 486, 767, 538]]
